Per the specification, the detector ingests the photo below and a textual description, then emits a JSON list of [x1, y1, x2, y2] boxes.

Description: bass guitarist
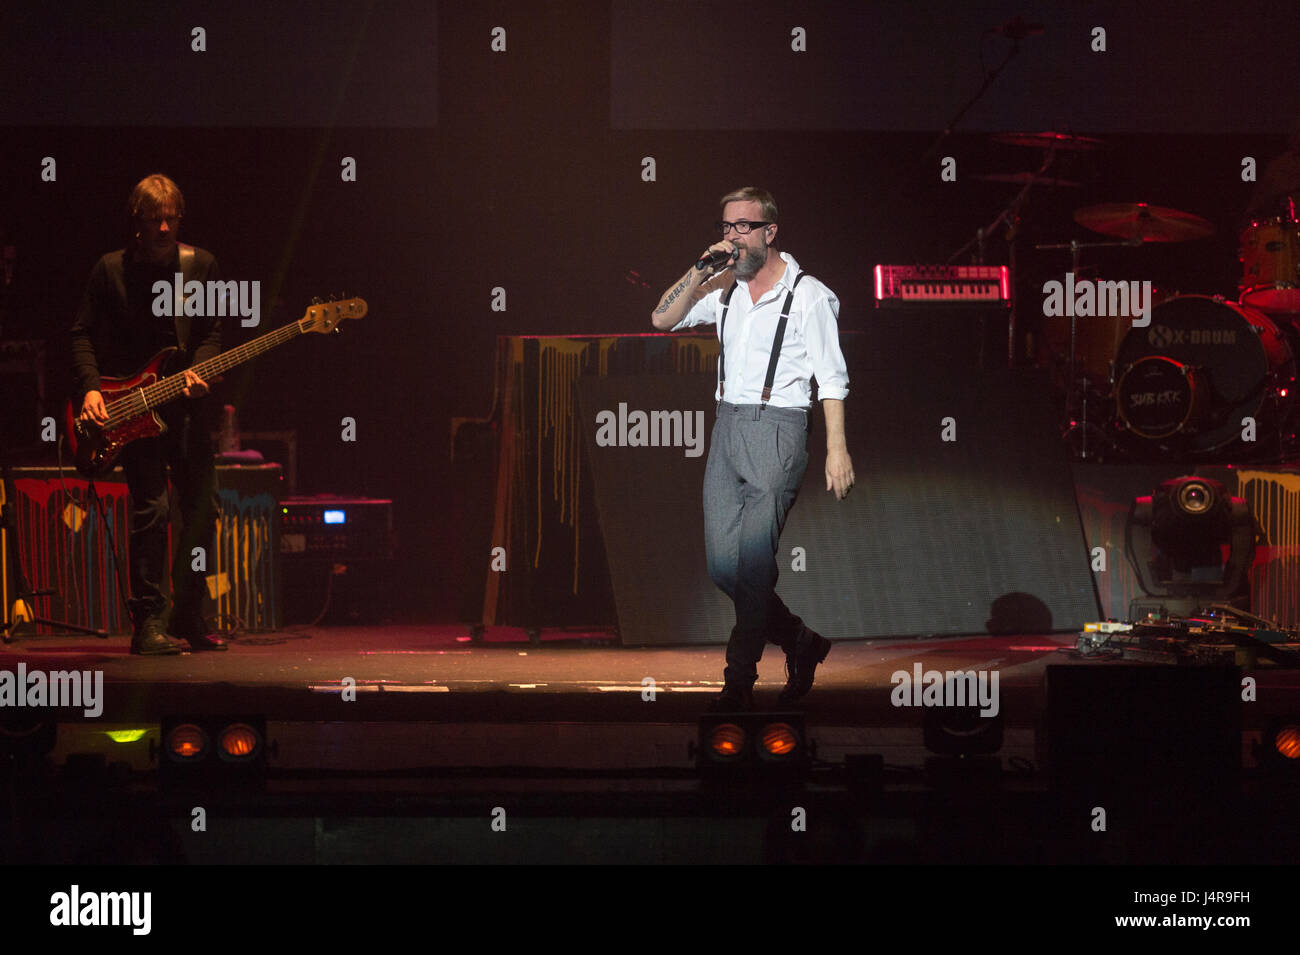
[[71, 173, 228, 655]]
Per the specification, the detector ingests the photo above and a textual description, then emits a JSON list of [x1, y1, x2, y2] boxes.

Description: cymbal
[[974, 172, 1081, 188], [1074, 202, 1215, 242], [993, 131, 1105, 151]]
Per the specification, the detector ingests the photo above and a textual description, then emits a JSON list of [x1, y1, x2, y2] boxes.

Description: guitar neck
[[101, 297, 365, 421], [189, 320, 306, 383], [139, 320, 307, 409]]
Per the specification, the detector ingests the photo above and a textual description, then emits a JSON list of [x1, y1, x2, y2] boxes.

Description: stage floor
[[3, 623, 1294, 748], [3, 624, 1095, 723]]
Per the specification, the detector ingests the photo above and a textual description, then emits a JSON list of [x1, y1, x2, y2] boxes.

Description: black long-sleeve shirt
[[70, 244, 223, 397]]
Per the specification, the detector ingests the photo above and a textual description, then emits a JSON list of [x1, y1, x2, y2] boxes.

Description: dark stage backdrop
[[579, 313, 1100, 646], [1, 1, 1293, 624]]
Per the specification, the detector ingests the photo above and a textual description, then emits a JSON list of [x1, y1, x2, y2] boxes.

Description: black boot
[[130, 617, 183, 656], [777, 625, 832, 705], [169, 612, 228, 651], [707, 682, 754, 713]]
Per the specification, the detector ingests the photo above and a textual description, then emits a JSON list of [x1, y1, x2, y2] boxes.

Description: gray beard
[[734, 239, 766, 280]]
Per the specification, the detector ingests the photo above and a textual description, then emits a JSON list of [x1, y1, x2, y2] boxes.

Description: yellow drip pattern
[[1236, 469, 1300, 627], [491, 334, 720, 614], [673, 337, 715, 375], [537, 338, 593, 590], [597, 337, 618, 376], [211, 501, 275, 630]]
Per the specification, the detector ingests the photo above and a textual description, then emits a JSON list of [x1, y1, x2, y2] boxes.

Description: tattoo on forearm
[[654, 275, 692, 314]]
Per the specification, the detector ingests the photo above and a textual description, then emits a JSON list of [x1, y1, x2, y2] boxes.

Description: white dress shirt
[[672, 251, 849, 408]]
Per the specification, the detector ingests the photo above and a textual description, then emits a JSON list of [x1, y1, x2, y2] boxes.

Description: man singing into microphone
[[651, 187, 854, 710]]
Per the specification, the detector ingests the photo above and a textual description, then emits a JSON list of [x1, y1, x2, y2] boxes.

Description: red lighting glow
[[168, 724, 206, 760], [219, 724, 260, 759], [710, 723, 745, 758], [761, 722, 798, 756], [1276, 725, 1300, 760]]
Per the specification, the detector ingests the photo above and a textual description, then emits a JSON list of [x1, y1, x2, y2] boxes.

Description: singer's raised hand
[[697, 239, 738, 273]]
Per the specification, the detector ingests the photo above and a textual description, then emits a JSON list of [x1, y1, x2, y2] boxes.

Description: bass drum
[[1114, 295, 1296, 456]]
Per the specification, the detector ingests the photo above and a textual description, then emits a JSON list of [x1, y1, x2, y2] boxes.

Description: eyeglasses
[[715, 220, 771, 235]]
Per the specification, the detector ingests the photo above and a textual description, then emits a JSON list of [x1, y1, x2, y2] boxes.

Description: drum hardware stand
[[1261, 370, 1295, 464], [1276, 361, 1300, 461], [957, 127, 1087, 358], [1063, 383, 1117, 461], [1203, 369, 1290, 465], [1073, 376, 1107, 461], [1035, 236, 1142, 460], [950, 157, 1047, 368]]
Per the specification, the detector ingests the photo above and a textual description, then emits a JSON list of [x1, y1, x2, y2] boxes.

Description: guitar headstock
[[300, 297, 368, 334]]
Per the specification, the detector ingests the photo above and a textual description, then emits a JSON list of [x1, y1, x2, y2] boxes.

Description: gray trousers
[[703, 401, 810, 687]]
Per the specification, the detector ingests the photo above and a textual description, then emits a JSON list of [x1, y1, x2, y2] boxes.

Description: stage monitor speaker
[[1044, 664, 1241, 801], [577, 309, 1098, 646]]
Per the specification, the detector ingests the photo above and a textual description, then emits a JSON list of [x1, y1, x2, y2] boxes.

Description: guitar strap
[[175, 243, 196, 356]]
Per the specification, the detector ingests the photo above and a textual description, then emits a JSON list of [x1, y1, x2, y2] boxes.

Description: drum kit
[[981, 131, 1300, 463]]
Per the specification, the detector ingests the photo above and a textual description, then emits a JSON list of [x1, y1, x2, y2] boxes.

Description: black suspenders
[[718, 271, 809, 407], [718, 282, 738, 398]]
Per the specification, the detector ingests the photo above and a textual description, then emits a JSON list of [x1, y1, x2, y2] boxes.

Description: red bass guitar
[[65, 297, 367, 477]]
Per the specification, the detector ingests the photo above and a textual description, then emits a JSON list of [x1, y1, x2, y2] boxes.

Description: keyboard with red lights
[[873, 265, 1010, 307]]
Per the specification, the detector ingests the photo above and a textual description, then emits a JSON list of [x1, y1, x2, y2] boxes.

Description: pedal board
[[1078, 615, 1300, 667]]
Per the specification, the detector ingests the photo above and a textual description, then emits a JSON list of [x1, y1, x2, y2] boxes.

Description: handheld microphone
[[696, 247, 739, 271]]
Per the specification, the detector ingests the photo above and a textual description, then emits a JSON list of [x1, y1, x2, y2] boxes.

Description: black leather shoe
[[707, 683, 754, 712], [130, 618, 183, 656], [777, 626, 832, 705], [182, 631, 228, 651], [170, 614, 229, 651]]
